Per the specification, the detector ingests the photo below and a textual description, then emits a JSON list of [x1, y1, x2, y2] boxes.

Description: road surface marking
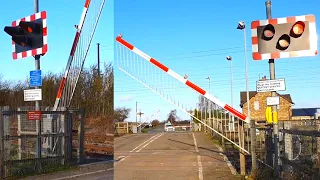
[[115, 133, 163, 166], [115, 156, 126, 162], [192, 133, 203, 180], [129, 134, 160, 152], [51, 168, 113, 180], [114, 156, 128, 166], [136, 133, 163, 152]]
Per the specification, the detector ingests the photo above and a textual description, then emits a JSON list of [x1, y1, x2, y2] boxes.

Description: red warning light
[[262, 24, 275, 41], [290, 21, 305, 38]]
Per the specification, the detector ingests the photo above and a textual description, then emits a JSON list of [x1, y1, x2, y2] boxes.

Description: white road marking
[[115, 133, 164, 166], [51, 168, 113, 180], [129, 134, 160, 152], [192, 133, 203, 180], [115, 156, 126, 161], [136, 133, 163, 152]]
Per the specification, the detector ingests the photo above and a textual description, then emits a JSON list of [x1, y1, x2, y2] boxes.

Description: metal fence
[[196, 115, 320, 178], [250, 119, 320, 177], [0, 106, 85, 179], [278, 119, 320, 179]]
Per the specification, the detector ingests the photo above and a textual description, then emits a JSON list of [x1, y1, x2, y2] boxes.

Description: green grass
[[141, 127, 153, 133], [7, 162, 79, 180]]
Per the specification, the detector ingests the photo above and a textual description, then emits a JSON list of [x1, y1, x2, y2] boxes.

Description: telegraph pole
[[97, 43, 100, 76], [265, 1, 280, 177]]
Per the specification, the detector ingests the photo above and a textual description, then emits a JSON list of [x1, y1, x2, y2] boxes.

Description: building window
[[254, 101, 259, 111]]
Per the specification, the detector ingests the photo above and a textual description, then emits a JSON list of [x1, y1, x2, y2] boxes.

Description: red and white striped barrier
[[53, 0, 91, 110], [116, 35, 249, 124]]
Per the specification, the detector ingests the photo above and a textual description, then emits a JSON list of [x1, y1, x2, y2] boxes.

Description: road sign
[[267, 96, 280, 106], [30, 70, 42, 87], [27, 111, 41, 120], [256, 79, 286, 92], [24, 89, 42, 101]]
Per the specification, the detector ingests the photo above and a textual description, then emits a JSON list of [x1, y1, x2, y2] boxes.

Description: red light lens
[[290, 21, 305, 38], [27, 27, 33, 33], [263, 30, 274, 38], [262, 24, 275, 41]]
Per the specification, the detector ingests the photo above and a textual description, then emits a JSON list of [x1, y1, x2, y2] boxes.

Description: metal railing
[[0, 106, 85, 179]]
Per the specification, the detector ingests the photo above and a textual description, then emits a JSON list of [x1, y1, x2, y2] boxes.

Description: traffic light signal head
[[251, 14, 317, 60], [3, 11, 48, 60]]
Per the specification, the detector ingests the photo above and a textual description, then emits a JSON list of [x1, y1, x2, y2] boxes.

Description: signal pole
[[265, 1, 280, 177], [34, 0, 42, 168]]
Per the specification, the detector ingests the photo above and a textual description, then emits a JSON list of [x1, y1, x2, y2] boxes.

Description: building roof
[[240, 91, 294, 105], [292, 108, 320, 117]]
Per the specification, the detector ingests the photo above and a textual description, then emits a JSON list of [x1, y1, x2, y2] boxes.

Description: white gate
[[115, 35, 251, 154]]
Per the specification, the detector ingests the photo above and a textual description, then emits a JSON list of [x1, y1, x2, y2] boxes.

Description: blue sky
[[0, 0, 114, 83], [114, 0, 320, 122]]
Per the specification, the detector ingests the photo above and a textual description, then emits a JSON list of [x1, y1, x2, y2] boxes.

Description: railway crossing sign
[[256, 79, 286, 92], [251, 14, 317, 60], [4, 11, 48, 60]]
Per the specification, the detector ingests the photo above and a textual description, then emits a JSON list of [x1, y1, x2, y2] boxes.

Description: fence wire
[[115, 40, 250, 154], [0, 107, 85, 179], [57, 0, 106, 110]]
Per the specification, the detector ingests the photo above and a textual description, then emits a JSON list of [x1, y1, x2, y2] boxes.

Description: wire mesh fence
[[197, 117, 320, 177], [279, 119, 320, 179], [115, 36, 251, 154], [0, 106, 85, 179]]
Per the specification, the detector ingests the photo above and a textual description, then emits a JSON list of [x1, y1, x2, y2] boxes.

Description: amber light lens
[[276, 34, 291, 50], [290, 21, 305, 38]]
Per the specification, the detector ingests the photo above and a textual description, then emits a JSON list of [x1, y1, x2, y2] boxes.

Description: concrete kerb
[[205, 133, 238, 175]]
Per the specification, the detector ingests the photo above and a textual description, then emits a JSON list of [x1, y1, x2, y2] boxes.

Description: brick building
[[239, 91, 294, 121]]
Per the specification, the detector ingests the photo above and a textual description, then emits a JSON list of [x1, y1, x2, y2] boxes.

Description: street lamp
[[237, 21, 257, 171], [237, 21, 250, 119], [226, 56, 234, 131]]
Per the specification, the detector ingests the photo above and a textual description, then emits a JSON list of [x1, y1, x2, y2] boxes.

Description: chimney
[[261, 76, 267, 81]]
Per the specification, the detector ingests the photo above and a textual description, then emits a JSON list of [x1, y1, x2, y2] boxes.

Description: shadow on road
[[167, 138, 226, 162]]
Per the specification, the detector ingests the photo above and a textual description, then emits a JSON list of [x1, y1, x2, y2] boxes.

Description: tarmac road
[[114, 131, 240, 180]]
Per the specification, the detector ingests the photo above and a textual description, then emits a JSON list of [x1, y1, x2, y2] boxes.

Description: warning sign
[[27, 111, 41, 120], [256, 79, 286, 92]]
